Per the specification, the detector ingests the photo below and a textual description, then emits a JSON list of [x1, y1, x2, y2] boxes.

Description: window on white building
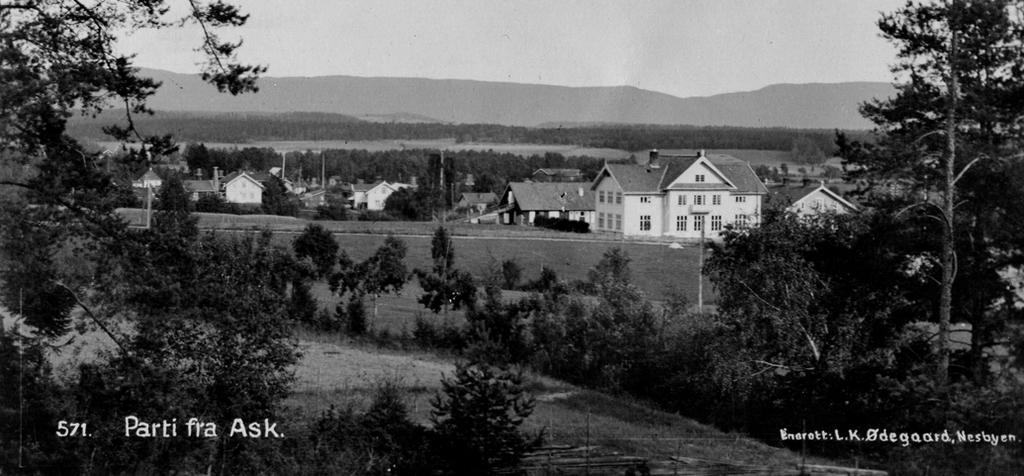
[[599, 191, 605, 203], [711, 215, 722, 231], [615, 214, 622, 230], [695, 174, 705, 183], [694, 215, 705, 231], [615, 192, 622, 204], [676, 215, 687, 231], [640, 215, 651, 231], [735, 214, 748, 228], [598, 212, 605, 229], [712, 194, 721, 205], [735, 196, 746, 203], [678, 195, 687, 205], [694, 195, 705, 205], [640, 196, 651, 203]]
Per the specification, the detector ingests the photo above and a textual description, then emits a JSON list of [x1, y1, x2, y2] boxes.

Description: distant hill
[[139, 68, 892, 129]]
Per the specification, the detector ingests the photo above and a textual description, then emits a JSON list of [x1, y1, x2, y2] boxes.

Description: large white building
[[591, 150, 768, 239]]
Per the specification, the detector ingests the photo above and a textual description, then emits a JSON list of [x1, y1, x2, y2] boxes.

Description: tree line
[[69, 110, 862, 154]]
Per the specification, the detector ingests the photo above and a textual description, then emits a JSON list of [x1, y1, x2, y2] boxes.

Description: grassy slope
[[285, 333, 827, 470]]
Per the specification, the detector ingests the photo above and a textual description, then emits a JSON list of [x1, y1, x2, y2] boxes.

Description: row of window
[[677, 194, 746, 205], [600, 213, 754, 233], [598, 190, 623, 204], [596, 212, 623, 230], [674, 214, 749, 231], [601, 191, 751, 206]]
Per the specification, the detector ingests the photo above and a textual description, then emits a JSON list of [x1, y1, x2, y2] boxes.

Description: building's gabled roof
[[598, 163, 669, 193], [771, 183, 858, 211], [503, 182, 594, 211], [533, 168, 582, 177], [704, 155, 769, 195], [594, 154, 767, 195], [220, 171, 266, 189], [351, 181, 391, 193], [136, 169, 161, 183], [459, 192, 496, 204], [183, 180, 218, 193]]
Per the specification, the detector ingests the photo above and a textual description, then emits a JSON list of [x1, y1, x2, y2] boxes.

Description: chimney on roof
[[195, 168, 203, 180], [802, 178, 811, 188], [213, 167, 220, 190], [577, 187, 584, 197], [649, 149, 659, 167], [698, 149, 706, 158]]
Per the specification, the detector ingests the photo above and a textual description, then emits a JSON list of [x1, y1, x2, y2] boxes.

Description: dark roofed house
[[457, 192, 497, 213], [498, 182, 594, 225], [532, 168, 583, 182], [183, 179, 219, 201]]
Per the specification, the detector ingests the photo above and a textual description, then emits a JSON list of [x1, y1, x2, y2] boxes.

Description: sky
[[121, 0, 905, 98]]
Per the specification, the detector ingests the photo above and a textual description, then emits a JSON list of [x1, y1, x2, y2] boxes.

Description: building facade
[[591, 151, 767, 239]]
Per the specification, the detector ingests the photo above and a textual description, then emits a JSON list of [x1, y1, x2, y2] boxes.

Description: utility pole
[[145, 185, 152, 229], [698, 226, 705, 315]]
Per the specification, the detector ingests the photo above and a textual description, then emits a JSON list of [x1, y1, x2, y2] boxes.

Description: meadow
[[295, 232, 706, 304], [117, 209, 710, 302]]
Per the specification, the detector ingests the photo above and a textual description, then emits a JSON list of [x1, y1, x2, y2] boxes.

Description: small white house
[[221, 171, 265, 205], [351, 181, 397, 210], [771, 183, 858, 217], [132, 168, 162, 189]]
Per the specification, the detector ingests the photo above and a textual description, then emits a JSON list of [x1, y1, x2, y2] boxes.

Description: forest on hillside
[[67, 110, 867, 153]]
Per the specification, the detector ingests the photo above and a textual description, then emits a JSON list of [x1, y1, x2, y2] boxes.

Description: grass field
[[295, 232, 707, 304], [117, 209, 710, 302]]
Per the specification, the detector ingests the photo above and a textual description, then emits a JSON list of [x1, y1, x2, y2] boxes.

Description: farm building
[[769, 182, 858, 216], [457, 192, 496, 213], [591, 150, 767, 239], [498, 182, 594, 225]]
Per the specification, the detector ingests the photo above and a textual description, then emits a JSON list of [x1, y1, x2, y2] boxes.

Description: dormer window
[[695, 174, 706, 183]]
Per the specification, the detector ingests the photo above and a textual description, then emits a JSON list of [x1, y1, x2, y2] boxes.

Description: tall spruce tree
[[844, 0, 1024, 385]]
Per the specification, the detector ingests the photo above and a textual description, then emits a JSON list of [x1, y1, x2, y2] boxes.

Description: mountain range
[[140, 68, 893, 130]]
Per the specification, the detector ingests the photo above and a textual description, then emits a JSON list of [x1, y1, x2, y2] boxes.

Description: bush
[[344, 293, 368, 335], [315, 195, 349, 220], [413, 315, 466, 351], [500, 259, 522, 290], [533, 215, 589, 233], [430, 361, 538, 474]]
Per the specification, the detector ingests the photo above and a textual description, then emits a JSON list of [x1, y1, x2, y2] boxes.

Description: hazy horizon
[[120, 0, 904, 99]]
